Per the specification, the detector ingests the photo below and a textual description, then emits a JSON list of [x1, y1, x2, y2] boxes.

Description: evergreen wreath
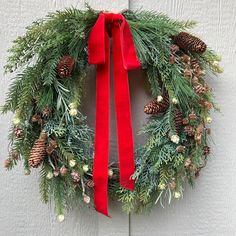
[[1, 6, 223, 221]]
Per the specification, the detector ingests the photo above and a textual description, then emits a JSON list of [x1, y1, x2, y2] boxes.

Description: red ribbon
[[88, 12, 140, 216]]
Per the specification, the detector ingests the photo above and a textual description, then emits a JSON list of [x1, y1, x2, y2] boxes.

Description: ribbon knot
[[88, 12, 140, 216]]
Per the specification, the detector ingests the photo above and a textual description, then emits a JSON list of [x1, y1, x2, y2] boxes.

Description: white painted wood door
[[1, 1, 235, 235]]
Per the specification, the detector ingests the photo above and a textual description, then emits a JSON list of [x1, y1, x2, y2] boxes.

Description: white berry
[[82, 165, 89, 173], [174, 191, 181, 199], [57, 214, 65, 222], [69, 159, 76, 167], [172, 97, 178, 104], [69, 108, 78, 117], [46, 172, 53, 179], [206, 116, 213, 123], [170, 134, 180, 144], [157, 95, 163, 102]]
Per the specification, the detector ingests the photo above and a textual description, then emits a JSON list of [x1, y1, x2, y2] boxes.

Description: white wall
[[0, 1, 235, 236]]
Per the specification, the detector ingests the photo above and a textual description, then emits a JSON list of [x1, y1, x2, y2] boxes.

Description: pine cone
[[183, 68, 192, 78], [194, 124, 204, 145], [28, 131, 47, 168], [191, 59, 201, 71], [182, 117, 189, 125], [176, 145, 185, 153], [14, 127, 24, 138], [189, 111, 197, 120], [71, 171, 81, 183], [144, 94, 169, 115], [31, 114, 41, 123], [203, 146, 210, 156], [173, 32, 207, 53], [4, 159, 12, 169], [194, 85, 207, 94], [194, 133, 202, 144], [184, 158, 192, 167], [60, 166, 68, 176], [46, 139, 57, 155], [184, 125, 195, 136], [170, 44, 179, 54], [85, 179, 95, 188], [174, 109, 183, 134], [10, 151, 19, 160], [57, 55, 75, 79], [42, 107, 52, 117], [205, 128, 211, 135], [192, 76, 199, 85], [201, 100, 213, 110], [181, 54, 191, 63]]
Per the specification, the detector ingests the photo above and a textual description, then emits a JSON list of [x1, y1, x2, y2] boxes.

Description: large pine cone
[[173, 32, 207, 53], [174, 109, 183, 134], [57, 55, 75, 79], [28, 131, 47, 168], [144, 94, 169, 115]]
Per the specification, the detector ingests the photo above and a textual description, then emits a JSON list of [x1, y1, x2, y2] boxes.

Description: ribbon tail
[[93, 32, 110, 217], [112, 26, 135, 190]]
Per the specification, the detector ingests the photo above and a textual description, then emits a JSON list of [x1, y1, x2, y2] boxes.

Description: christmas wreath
[[2, 7, 222, 221]]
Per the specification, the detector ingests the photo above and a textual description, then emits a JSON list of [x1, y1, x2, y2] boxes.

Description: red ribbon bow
[[88, 12, 140, 216]]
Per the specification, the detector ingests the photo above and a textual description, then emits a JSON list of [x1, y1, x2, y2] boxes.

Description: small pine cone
[[85, 179, 95, 188], [10, 150, 19, 160], [194, 133, 202, 144], [71, 171, 81, 183], [203, 101, 213, 110], [189, 111, 197, 120], [194, 85, 207, 95], [14, 127, 24, 138], [182, 117, 189, 125], [170, 54, 176, 64], [53, 169, 60, 177], [31, 114, 41, 123], [184, 158, 192, 167], [144, 94, 169, 115], [49, 139, 58, 149], [174, 109, 183, 134], [4, 158, 12, 169], [170, 44, 180, 54], [46, 145, 54, 155], [57, 55, 75, 79], [183, 68, 193, 78], [203, 146, 210, 156], [184, 125, 195, 136], [192, 76, 199, 85], [42, 107, 52, 117], [181, 54, 191, 63], [195, 169, 201, 178], [169, 180, 177, 190], [196, 124, 204, 134], [46, 139, 57, 155], [28, 131, 47, 168], [191, 59, 201, 71], [173, 32, 207, 53], [176, 145, 185, 153], [60, 166, 68, 176], [194, 68, 205, 77], [205, 128, 211, 135]]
